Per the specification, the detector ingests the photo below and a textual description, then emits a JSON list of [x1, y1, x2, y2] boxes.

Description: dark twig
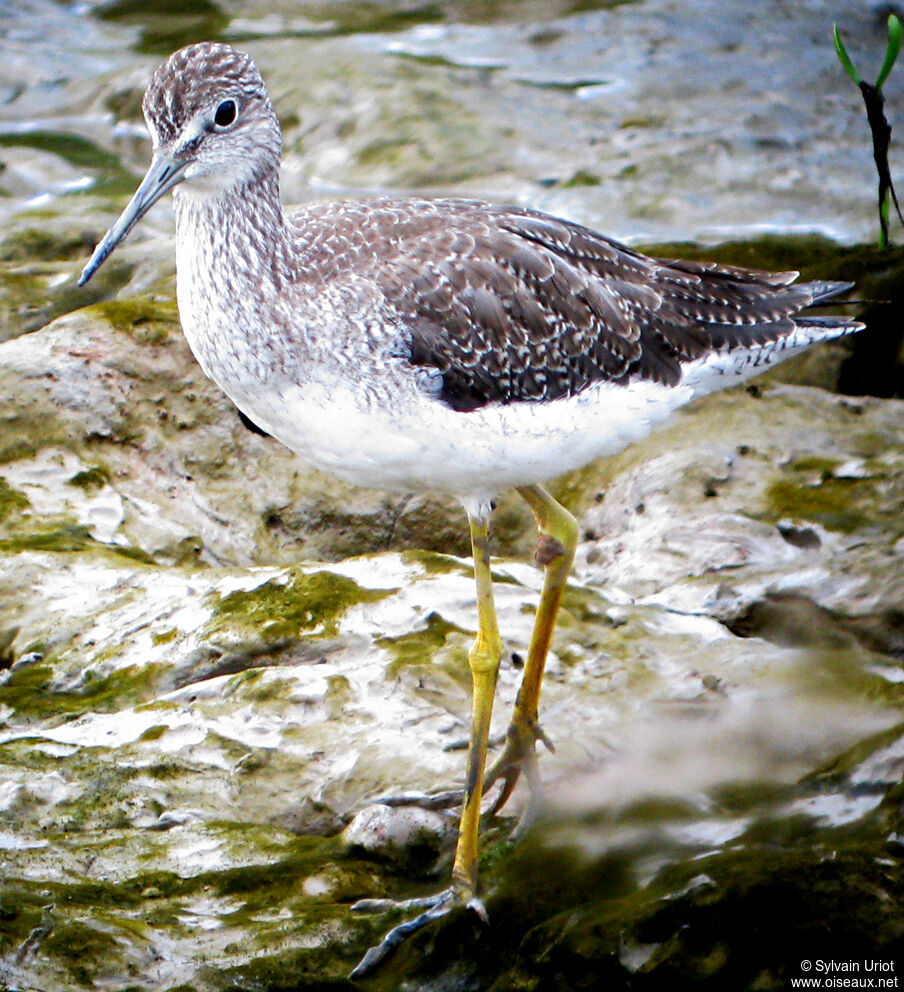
[[834, 15, 903, 249]]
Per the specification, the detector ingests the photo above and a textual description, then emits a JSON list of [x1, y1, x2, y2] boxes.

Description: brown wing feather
[[293, 198, 853, 410]]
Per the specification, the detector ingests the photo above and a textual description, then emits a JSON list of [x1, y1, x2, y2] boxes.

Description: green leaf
[[833, 23, 862, 85], [879, 190, 890, 251], [876, 14, 902, 89]]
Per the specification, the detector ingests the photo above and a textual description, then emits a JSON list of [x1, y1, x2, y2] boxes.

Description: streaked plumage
[[288, 196, 853, 409]]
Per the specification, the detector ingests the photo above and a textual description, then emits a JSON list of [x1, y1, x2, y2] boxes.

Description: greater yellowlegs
[[78, 41, 862, 976]]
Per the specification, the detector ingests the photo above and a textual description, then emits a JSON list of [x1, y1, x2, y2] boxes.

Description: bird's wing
[[295, 198, 851, 412]]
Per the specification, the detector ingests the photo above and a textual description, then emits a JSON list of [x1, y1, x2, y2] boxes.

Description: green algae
[[342, 61, 500, 189], [105, 543, 157, 565], [0, 410, 66, 466], [326, 673, 352, 719], [760, 450, 903, 536], [0, 477, 29, 522], [86, 298, 179, 345], [805, 721, 904, 788], [0, 736, 75, 773], [0, 626, 17, 669], [0, 886, 46, 953], [97, 0, 229, 55], [189, 833, 350, 908], [2, 751, 900, 991], [0, 522, 155, 564], [0, 522, 94, 553], [0, 132, 136, 197], [357, 135, 416, 169], [0, 242, 136, 341], [851, 428, 895, 458], [785, 455, 843, 476], [137, 724, 169, 743], [460, 798, 904, 992], [792, 646, 904, 709], [140, 758, 192, 781], [378, 610, 470, 679], [561, 168, 601, 187], [66, 465, 111, 491], [151, 627, 178, 646], [216, 937, 362, 989], [104, 86, 145, 124], [400, 547, 472, 576], [0, 264, 62, 336], [557, 582, 612, 627], [209, 568, 395, 643], [640, 233, 864, 284], [765, 477, 869, 533], [168, 535, 205, 566], [0, 225, 94, 264], [226, 670, 298, 707], [0, 661, 164, 721], [41, 920, 125, 984]]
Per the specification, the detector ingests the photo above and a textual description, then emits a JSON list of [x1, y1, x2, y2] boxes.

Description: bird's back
[[286, 196, 858, 414]]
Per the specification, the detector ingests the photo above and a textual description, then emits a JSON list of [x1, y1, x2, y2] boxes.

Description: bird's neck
[[172, 167, 295, 295], [171, 167, 296, 383]]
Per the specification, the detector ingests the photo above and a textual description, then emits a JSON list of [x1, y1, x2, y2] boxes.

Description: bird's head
[[79, 42, 280, 286]]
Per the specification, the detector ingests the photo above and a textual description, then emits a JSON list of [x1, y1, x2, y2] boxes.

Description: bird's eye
[[214, 99, 237, 128]]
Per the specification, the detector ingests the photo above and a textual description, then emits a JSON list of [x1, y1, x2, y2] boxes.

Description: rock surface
[[1, 301, 903, 990], [2, 1, 904, 988]]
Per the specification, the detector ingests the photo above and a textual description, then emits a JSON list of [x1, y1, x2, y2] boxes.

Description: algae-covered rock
[[1, 229, 903, 989], [0, 212, 902, 992], [2, 0, 904, 984], [574, 385, 904, 615], [1, 296, 903, 989], [0, 303, 527, 568]]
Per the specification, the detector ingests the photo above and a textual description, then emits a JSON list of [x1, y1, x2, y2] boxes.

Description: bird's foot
[[483, 716, 554, 832], [369, 788, 464, 811], [375, 719, 554, 828], [350, 886, 488, 978], [442, 730, 507, 752]]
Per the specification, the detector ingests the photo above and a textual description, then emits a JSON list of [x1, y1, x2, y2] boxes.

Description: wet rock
[[1, 361, 902, 988], [2, 2, 904, 987], [727, 592, 904, 660], [0, 305, 530, 566], [341, 803, 457, 870], [574, 385, 904, 619], [2, 296, 904, 989]]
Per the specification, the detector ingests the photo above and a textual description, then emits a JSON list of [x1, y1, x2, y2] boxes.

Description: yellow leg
[[484, 483, 578, 814], [451, 508, 503, 897], [349, 506, 502, 977]]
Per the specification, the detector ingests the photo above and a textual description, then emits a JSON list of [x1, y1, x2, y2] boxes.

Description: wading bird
[[78, 41, 861, 976]]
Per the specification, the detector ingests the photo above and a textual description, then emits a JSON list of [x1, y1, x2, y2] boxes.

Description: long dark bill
[[78, 153, 188, 286]]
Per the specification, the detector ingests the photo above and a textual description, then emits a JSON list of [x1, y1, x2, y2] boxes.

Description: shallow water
[[1, 0, 901, 246]]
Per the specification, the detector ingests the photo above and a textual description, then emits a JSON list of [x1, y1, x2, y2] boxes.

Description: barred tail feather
[[680, 312, 864, 399]]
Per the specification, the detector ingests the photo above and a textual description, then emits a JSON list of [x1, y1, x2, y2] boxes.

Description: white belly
[[213, 324, 826, 504], [219, 368, 693, 502]]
